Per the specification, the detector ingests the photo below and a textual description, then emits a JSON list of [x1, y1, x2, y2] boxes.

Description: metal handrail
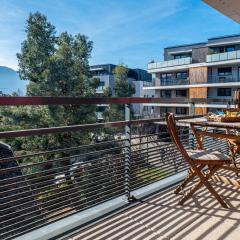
[[0, 96, 237, 105], [0, 96, 234, 239]]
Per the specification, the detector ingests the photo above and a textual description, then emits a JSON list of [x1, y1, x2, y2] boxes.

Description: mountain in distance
[[0, 66, 28, 95]]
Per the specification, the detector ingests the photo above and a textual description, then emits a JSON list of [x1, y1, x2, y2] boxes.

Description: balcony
[[144, 75, 240, 91], [148, 57, 192, 70], [207, 75, 239, 84], [159, 75, 237, 87], [160, 78, 190, 86], [0, 97, 240, 240], [143, 80, 154, 87], [207, 50, 240, 63]]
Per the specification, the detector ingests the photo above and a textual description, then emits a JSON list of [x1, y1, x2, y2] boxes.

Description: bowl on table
[[204, 110, 240, 122]]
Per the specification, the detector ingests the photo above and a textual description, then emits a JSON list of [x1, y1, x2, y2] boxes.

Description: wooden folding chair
[[166, 113, 231, 208]]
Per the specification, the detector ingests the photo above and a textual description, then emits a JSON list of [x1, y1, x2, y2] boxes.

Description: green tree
[[106, 64, 135, 121], [114, 65, 135, 97], [102, 86, 112, 97], [17, 12, 56, 88], [1, 12, 97, 158]]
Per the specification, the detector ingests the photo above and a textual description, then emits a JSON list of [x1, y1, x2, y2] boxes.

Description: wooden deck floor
[[67, 170, 240, 240]]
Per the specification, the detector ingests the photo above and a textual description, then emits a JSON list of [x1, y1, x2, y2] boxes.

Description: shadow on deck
[[67, 170, 240, 240]]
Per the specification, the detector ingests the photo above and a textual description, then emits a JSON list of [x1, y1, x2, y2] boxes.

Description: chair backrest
[[166, 113, 191, 163]]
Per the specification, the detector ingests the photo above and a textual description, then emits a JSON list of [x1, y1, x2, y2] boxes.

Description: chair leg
[[203, 176, 228, 208], [178, 165, 228, 208], [204, 165, 228, 208], [178, 179, 203, 205], [229, 144, 239, 177], [174, 165, 204, 194]]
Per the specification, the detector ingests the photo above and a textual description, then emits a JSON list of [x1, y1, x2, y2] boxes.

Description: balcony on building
[[208, 74, 238, 84], [160, 77, 190, 86], [148, 57, 192, 71], [207, 44, 240, 63], [207, 50, 240, 62]]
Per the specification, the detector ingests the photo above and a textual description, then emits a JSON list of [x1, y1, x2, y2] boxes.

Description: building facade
[[90, 64, 153, 120], [144, 34, 240, 116]]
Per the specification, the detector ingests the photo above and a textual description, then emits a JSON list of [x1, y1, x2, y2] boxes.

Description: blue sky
[[0, 0, 239, 70]]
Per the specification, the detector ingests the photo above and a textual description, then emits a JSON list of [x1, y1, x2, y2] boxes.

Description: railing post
[[190, 102, 195, 116], [124, 103, 132, 201], [227, 101, 230, 109]]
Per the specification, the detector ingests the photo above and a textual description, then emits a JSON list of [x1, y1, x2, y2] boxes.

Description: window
[[219, 47, 224, 53], [173, 53, 191, 59], [161, 107, 171, 114], [213, 46, 235, 54], [218, 67, 232, 76], [97, 81, 105, 90], [226, 46, 235, 52], [161, 73, 172, 80], [98, 81, 105, 87], [160, 90, 171, 98], [94, 70, 107, 76], [176, 107, 187, 115], [174, 55, 182, 59], [217, 88, 231, 97], [176, 72, 188, 79], [176, 90, 187, 97]]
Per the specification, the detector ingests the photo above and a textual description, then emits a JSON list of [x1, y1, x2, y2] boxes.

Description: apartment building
[[90, 64, 153, 119], [144, 34, 240, 116]]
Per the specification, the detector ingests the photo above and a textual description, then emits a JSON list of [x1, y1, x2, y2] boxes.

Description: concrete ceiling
[[203, 0, 240, 23]]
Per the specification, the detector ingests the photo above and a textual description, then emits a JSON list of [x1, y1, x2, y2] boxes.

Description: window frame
[[217, 88, 232, 97], [218, 67, 232, 76], [176, 72, 188, 80], [176, 90, 187, 97], [176, 107, 187, 115], [160, 90, 171, 98]]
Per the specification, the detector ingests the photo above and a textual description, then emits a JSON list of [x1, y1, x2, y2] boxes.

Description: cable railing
[[0, 96, 235, 239]]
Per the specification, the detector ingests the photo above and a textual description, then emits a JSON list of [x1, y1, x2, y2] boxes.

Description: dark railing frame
[[0, 96, 236, 138]]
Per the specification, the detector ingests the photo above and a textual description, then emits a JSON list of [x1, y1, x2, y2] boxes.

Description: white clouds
[[90, 0, 182, 49], [0, 0, 185, 69], [88, 0, 185, 68]]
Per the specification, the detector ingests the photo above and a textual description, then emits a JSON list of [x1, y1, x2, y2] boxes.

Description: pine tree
[[1, 12, 97, 157]]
